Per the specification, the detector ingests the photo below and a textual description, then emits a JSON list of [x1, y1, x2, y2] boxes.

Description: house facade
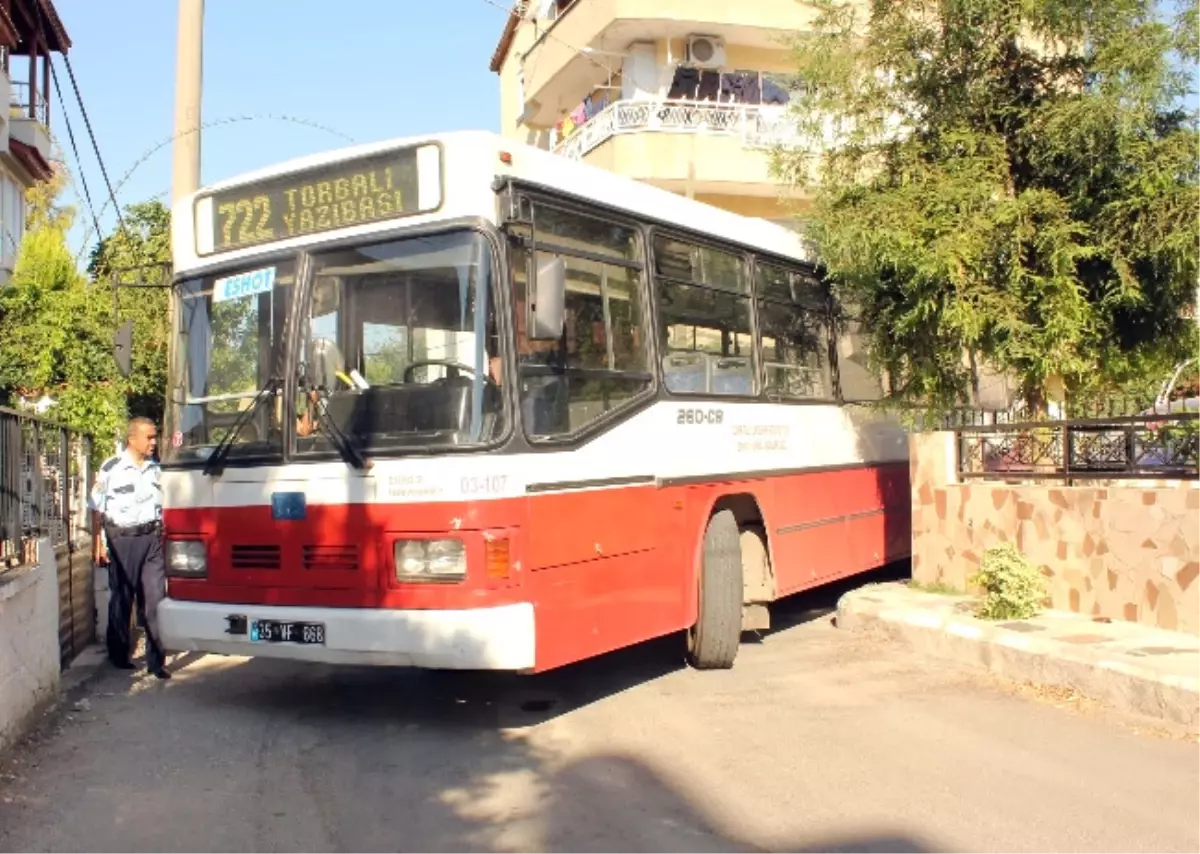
[[0, 0, 70, 285], [490, 0, 820, 227]]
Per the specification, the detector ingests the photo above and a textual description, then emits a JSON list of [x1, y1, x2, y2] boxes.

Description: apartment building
[[490, 0, 819, 226], [0, 0, 69, 285]]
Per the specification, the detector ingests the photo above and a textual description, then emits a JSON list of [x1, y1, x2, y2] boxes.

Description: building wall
[[0, 165, 28, 280], [493, 1, 824, 218], [497, 12, 542, 144], [910, 432, 1200, 636], [692, 193, 805, 220], [0, 539, 62, 756]]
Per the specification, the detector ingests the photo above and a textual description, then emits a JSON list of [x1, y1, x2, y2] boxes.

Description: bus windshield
[[295, 230, 506, 455], [164, 259, 297, 465]]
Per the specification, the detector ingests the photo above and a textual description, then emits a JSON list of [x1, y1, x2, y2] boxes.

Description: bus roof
[[181, 129, 814, 266]]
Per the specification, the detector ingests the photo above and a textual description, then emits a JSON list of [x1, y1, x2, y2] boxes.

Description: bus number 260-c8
[[677, 408, 723, 425]]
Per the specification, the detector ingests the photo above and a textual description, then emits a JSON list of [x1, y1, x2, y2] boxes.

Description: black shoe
[[110, 659, 136, 670], [151, 667, 171, 680]]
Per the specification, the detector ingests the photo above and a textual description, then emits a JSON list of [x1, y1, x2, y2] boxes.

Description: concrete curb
[[60, 644, 111, 699], [837, 587, 1200, 731]]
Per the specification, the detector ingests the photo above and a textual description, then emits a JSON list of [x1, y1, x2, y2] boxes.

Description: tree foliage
[[0, 172, 126, 443], [0, 173, 171, 446], [87, 199, 172, 425], [774, 0, 1200, 413]]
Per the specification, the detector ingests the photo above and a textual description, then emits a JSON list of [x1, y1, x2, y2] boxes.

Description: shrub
[[969, 543, 1046, 620]]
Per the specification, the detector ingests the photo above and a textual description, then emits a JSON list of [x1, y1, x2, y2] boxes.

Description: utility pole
[[171, 0, 204, 204], [159, 0, 203, 437]]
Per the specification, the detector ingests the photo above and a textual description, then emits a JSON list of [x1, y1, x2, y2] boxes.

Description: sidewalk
[[837, 582, 1200, 731]]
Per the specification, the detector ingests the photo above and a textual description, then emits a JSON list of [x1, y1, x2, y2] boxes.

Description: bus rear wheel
[[686, 508, 743, 670]]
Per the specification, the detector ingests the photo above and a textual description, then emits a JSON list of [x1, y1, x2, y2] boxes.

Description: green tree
[[0, 171, 127, 444], [774, 0, 1199, 413], [87, 199, 171, 425]]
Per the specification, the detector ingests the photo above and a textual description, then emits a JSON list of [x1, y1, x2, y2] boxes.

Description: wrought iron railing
[[8, 81, 48, 126], [1, 407, 93, 570], [553, 98, 822, 160], [956, 413, 1199, 481]]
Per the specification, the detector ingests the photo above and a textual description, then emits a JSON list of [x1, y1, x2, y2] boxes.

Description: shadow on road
[[180, 561, 913, 730], [1, 565, 941, 853], [753, 559, 911, 640], [141, 564, 930, 852]]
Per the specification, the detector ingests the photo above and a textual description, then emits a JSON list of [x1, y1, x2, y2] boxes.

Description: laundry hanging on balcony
[[720, 71, 761, 104], [696, 70, 721, 101], [761, 76, 791, 105], [584, 93, 610, 119], [664, 66, 792, 107], [666, 66, 701, 99]]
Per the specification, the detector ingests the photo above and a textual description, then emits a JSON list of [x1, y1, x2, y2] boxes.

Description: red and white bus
[[154, 130, 910, 673]]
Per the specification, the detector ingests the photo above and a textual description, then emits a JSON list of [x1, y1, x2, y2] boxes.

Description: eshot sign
[[212, 266, 277, 304]]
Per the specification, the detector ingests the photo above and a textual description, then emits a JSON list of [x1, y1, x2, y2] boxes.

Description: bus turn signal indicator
[[485, 536, 511, 579]]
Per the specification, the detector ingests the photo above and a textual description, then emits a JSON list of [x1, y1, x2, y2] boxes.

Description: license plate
[[250, 619, 325, 645]]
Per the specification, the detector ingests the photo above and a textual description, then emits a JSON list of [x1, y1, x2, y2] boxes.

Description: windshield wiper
[[202, 376, 281, 476], [300, 379, 370, 471]]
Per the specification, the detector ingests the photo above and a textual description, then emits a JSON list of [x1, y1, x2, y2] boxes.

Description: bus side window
[[510, 202, 653, 440], [754, 262, 834, 401], [653, 234, 756, 397]]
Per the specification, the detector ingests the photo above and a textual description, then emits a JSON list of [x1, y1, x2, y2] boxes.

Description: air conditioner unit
[[685, 35, 726, 69]]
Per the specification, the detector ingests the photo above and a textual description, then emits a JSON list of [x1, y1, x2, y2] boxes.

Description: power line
[[98, 113, 356, 226], [57, 51, 129, 242], [46, 57, 103, 253], [70, 113, 358, 265], [28, 0, 125, 243]]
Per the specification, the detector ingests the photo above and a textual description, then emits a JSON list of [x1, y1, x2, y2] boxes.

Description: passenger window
[[510, 202, 652, 440], [653, 234, 756, 397], [533, 204, 641, 262], [754, 262, 833, 401]]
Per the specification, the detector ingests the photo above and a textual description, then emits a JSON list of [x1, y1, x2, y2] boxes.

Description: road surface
[[1, 576, 1197, 853]]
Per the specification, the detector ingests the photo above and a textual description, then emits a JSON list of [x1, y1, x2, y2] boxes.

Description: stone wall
[[911, 432, 1200, 636], [0, 539, 61, 755]]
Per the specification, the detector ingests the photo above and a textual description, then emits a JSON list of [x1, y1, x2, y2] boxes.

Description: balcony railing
[[553, 98, 821, 160], [9, 80, 48, 126]]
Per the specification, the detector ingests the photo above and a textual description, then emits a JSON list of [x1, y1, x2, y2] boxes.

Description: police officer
[[90, 416, 170, 679]]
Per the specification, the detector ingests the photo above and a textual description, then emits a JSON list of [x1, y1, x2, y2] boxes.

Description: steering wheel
[[404, 359, 498, 387]]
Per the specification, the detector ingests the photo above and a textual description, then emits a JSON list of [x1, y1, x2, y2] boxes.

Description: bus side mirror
[[528, 254, 566, 340], [113, 319, 133, 378]]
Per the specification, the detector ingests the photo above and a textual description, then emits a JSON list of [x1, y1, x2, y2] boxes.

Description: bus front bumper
[[157, 599, 536, 670]]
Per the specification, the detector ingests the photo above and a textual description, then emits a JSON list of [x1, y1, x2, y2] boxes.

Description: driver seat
[[309, 338, 347, 390]]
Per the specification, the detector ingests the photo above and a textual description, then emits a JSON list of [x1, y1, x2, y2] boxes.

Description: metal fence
[[902, 395, 1161, 433], [1, 407, 98, 667], [955, 412, 1199, 483], [1, 407, 94, 567]]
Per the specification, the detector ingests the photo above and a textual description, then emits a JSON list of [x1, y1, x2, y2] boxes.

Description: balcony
[[8, 81, 50, 163], [552, 98, 826, 197], [518, 0, 821, 126], [556, 98, 813, 156]]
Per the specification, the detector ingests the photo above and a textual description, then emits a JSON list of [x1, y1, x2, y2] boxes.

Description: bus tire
[[686, 508, 743, 670]]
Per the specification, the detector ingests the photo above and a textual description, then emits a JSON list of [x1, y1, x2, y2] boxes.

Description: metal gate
[[1, 407, 95, 667]]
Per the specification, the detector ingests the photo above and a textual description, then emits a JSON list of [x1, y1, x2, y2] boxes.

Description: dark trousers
[[105, 528, 167, 672]]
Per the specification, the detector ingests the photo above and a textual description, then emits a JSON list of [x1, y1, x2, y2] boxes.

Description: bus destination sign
[[202, 145, 435, 254]]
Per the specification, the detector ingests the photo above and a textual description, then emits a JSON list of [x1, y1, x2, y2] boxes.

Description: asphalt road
[[1, 575, 1197, 853]]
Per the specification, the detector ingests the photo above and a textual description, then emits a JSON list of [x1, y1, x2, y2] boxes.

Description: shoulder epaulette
[[100, 456, 120, 472]]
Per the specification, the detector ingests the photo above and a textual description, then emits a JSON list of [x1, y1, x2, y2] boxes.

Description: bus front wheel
[[686, 508, 743, 670]]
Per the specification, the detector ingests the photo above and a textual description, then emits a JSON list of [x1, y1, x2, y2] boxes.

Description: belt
[[103, 520, 162, 538]]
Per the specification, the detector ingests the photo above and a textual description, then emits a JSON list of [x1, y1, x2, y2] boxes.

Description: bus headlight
[[394, 539, 466, 581], [166, 539, 207, 578]]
